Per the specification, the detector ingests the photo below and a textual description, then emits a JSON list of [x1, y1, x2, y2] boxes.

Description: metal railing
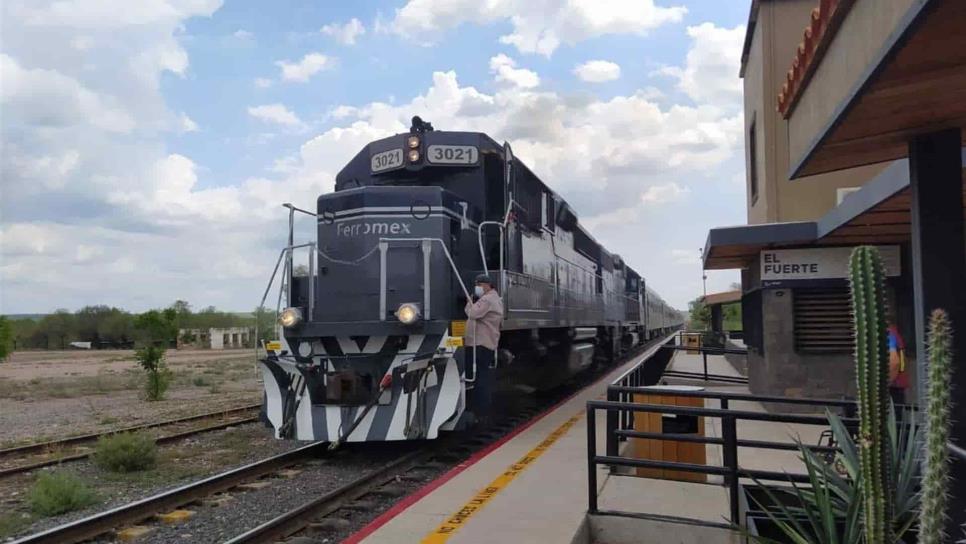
[[664, 331, 749, 384], [588, 343, 881, 527]]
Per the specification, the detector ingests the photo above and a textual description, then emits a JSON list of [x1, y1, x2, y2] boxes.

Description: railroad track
[[0, 403, 262, 478], [6, 403, 540, 544], [8, 440, 330, 544]]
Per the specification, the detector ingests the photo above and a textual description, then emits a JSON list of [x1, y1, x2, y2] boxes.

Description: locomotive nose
[[312, 185, 460, 325]]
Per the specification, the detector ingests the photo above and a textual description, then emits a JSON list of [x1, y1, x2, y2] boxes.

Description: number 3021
[[428, 145, 477, 165]]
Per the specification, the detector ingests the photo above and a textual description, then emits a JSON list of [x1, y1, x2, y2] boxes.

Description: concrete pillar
[[908, 128, 966, 533]]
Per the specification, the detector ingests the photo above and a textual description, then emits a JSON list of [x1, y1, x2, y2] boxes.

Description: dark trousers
[[468, 346, 495, 419]]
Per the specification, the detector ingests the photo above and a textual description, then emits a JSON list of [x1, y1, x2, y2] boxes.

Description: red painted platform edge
[[341, 341, 664, 544]]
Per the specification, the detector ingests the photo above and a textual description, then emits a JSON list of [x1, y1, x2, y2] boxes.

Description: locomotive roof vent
[[410, 115, 434, 134]]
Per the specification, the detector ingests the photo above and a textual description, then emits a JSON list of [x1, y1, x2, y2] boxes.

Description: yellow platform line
[[420, 413, 583, 543]]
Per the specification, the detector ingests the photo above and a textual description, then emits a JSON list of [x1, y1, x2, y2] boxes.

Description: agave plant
[[746, 405, 920, 543]]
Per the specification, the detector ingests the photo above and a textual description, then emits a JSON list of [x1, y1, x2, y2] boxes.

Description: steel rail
[[0, 403, 261, 458], [224, 449, 427, 544], [9, 441, 328, 544]]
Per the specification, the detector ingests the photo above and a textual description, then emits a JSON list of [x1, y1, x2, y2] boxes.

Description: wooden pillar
[[908, 128, 966, 534]]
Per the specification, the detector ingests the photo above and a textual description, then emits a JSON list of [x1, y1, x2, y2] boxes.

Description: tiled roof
[[777, 0, 855, 118]]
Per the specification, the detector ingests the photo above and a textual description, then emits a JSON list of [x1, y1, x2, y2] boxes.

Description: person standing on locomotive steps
[[464, 274, 504, 424]]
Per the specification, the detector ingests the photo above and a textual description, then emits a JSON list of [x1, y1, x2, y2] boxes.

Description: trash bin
[[682, 332, 702, 354], [631, 385, 707, 482]]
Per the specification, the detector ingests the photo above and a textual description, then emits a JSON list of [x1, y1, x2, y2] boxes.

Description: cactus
[[920, 309, 954, 544], [848, 246, 894, 544]]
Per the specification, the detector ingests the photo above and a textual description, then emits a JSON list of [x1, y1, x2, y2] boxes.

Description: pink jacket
[[464, 290, 504, 350]]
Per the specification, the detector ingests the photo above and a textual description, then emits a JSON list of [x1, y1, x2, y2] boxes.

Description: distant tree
[[293, 264, 310, 277], [254, 306, 276, 344], [42, 310, 76, 349], [730, 282, 742, 291], [0, 316, 13, 361], [688, 297, 711, 330]]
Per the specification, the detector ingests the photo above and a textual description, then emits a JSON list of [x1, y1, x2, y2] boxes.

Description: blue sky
[[1, 0, 750, 313]]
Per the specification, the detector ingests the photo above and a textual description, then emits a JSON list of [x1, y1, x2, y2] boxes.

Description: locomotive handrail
[[282, 202, 317, 217]]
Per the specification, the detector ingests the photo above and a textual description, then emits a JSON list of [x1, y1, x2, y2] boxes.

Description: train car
[[259, 117, 684, 443]]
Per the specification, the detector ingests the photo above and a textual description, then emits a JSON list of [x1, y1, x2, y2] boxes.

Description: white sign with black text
[[761, 246, 901, 285]]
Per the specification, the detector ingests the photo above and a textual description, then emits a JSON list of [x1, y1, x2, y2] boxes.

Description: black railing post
[[606, 388, 619, 458], [703, 350, 709, 381], [587, 405, 598, 514], [721, 414, 740, 524], [721, 397, 729, 411]]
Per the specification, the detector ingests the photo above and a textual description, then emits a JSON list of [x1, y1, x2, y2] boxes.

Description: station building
[[703, 0, 965, 529], [176, 327, 254, 349]]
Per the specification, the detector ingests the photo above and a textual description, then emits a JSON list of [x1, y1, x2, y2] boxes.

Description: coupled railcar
[[259, 118, 684, 443]]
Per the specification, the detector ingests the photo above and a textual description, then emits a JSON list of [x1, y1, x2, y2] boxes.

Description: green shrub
[[92, 432, 158, 473], [135, 345, 172, 401], [28, 472, 98, 517], [191, 376, 211, 387]]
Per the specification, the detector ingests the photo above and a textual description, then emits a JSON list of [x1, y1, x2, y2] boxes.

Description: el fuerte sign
[[761, 246, 901, 287]]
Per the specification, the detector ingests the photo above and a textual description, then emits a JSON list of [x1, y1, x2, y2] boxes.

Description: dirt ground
[[0, 349, 263, 447]]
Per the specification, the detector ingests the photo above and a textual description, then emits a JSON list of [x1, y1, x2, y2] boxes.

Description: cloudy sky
[[0, 0, 747, 314]]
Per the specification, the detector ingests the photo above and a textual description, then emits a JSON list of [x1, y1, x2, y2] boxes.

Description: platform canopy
[[703, 153, 966, 271], [780, 0, 966, 178], [701, 290, 741, 306]]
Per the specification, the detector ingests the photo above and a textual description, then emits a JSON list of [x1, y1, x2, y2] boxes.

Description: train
[[259, 117, 685, 443]]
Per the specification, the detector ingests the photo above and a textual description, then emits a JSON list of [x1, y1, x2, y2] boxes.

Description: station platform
[[344, 339, 818, 544]]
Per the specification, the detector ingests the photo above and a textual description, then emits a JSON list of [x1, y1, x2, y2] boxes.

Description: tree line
[[1, 301, 276, 352]]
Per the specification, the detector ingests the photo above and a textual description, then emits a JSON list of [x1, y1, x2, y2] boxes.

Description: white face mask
[[474, 285, 485, 297]]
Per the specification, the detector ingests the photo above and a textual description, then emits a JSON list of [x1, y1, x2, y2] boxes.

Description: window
[[748, 117, 758, 204], [542, 192, 555, 232], [793, 287, 853, 354]]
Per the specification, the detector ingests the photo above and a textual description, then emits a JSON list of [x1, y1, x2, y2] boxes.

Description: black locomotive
[[259, 117, 683, 442]]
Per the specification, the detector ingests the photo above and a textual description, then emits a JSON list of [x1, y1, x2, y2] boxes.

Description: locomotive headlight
[[278, 307, 303, 328], [407, 149, 420, 162], [395, 303, 421, 325], [407, 135, 420, 149]]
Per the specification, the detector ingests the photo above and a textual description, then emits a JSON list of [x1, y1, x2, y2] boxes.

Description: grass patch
[[98, 444, 216, 486], [93, 432, 157, 473], [0, 374, 136, 401], [98, 415, 120, 426], [28, 472, 98, 517], [0, 512, 32, 538]]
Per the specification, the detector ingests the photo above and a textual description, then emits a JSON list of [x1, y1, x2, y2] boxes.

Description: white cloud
[[275, 52, 333, 82], [247, 104, 304, 127], [1, 53, 136, 133], [391, 0, 686, 56], [5, 150, 81, 190], [321, 18, 365, 45], [179, 113, 199, 132], [573, 60, 621, 82], [641, 182, 689, 204], [233, 29, 253, 40], [489, 54, 540, 88], [254, 77, 273, 89], [657, 23, 745, 107]]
